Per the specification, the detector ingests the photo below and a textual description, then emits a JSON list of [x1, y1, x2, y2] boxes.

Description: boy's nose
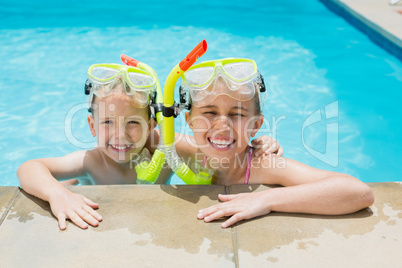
[[115, 124, 127, 139]]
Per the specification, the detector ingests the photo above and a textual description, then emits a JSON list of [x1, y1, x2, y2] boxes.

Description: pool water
[[1, 0, 401, 186]]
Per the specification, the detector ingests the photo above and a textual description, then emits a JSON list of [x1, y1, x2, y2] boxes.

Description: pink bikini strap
[[202, 155, 207, 166], [244, 147, 253, 185]]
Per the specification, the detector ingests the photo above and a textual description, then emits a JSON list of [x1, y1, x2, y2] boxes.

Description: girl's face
[[186, 84, 263, 162], [88, 93, 153, 163]]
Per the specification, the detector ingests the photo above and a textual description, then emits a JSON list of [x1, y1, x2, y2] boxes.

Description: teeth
[[111, 144, 130, 150], [210, 139, 233, 147]]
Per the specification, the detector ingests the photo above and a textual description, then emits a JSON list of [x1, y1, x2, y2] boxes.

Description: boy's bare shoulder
[[81, 148, 122, 184], [82, 148, 108, 171], [61, 150, 96, 175]]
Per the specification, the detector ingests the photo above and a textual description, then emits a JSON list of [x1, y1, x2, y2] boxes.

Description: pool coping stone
[[0, 182, 401, 267]]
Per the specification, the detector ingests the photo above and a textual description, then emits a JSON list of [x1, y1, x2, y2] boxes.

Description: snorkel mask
[[84, 63, 157, 112], [179, 58, 266, 109]]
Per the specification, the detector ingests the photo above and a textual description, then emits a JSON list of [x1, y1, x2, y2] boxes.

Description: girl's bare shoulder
[[249, 154, 288, 185]]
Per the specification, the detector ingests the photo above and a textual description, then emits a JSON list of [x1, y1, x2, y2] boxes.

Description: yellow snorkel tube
[[121, 55, 165, 184], [162, 40, 213, 184]]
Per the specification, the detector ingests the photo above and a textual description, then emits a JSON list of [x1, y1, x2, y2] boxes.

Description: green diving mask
[[85, 63, 157, 111], [179, 58, 266, 108]]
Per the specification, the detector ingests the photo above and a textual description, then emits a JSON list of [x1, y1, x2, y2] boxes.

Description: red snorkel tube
[[121, 55, 140, 68], [179, 39, 207, 72]]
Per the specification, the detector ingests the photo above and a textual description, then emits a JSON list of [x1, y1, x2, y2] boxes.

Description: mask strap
[[84, 79, 94, 113]]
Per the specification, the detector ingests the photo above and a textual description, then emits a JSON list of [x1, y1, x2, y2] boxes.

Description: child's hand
[[48, 189, 102, 230], [250, 136, 283, 157], [197, 192, 272, 228]]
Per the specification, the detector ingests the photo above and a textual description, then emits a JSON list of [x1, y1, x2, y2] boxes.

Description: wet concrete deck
[[0, 183, 401, 267], [1, 1, 402, 267]]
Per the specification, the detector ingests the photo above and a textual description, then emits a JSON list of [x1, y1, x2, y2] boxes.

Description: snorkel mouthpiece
[[179, 40, 207, 72]]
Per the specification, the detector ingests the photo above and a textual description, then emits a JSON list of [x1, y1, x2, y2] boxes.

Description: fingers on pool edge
[[222, 213, 245, 228], [218, 193, 237, 201], [58, 214, 67, 230], [67, 211, 89, 229], [83, 204, 103, 222], [83, 197, 99, 209], [77, 208, 100, 227]]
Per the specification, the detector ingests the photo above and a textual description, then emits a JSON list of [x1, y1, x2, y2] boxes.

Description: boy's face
[[87, 91, 153, 164], [185, 84, 263, 163]]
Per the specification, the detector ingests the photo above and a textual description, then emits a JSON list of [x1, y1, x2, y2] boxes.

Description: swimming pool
[[1, 0, 401, 186]]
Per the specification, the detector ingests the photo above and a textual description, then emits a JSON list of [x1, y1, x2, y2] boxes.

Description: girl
[[178, 58, 374, 228]]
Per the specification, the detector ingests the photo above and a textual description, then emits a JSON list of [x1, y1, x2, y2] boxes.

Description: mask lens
[[88, 64, 155, 108], [223, 62, 256, 81], [90, 67, 119, 80], [227, 82, 255, 100], [127, 72, 155, 88], [190, 77, 256, 107], [181, 59, 260, 108], [184, 66, 214, 86]]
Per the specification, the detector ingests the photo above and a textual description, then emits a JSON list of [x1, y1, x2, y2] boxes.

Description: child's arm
[[17, 151, 102, 230], [197, 155, 374, 228]]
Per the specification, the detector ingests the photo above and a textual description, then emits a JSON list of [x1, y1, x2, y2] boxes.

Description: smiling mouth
[[208, 138, 236, 149], [110, 144, 134, 152]]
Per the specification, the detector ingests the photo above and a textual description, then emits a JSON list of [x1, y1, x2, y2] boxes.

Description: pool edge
[[320, 0, 402, 61]]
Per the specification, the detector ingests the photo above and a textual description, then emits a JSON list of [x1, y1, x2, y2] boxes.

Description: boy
[[17, 64, 173, 229]]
